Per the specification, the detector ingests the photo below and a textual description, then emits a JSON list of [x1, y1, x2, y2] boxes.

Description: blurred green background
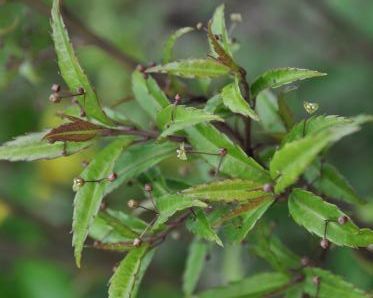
[[1, 0, 373, 297]]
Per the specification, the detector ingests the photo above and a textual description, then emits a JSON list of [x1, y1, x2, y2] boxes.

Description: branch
[[18, 0, 140, 70]]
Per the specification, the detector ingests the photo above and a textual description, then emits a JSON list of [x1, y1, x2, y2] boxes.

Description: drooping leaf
[[89, 209, 147, 244], [146, 59, 231, 79], [157, 105, 223, 138], [183, 238, 209, 297], [221, 79, 259, 120], [288, 189, 373, 247], [105, 141, 177, 195], [51, 0, 112, 126], [153, 194, 207, 229], [109, 246, 155, 298], [0, 131, 92, 161], [182, 179, 272, 202], [163, 27, 194, 64], [223, 198, 274, 243], [303, 267, 369, 298], [221, 244, 245, 283], [251, 68, 326, 98], [43, 117, 105, 143], [73, 137, 133, 267], [256, 90, 287, 134], [209, 4, 232, 57], [185, 124, 271, 183], [197, 272, 291, 298], [187, 208, 223, 246], [305, 162, 365, 205], [132, 70, 170, 122]]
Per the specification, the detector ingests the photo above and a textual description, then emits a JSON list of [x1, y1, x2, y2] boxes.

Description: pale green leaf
[[185, 124, 271, 183], [153, 194, 207, 229], [221, 244, 244, 283], [73, 137, 133, 267], [288, 189, 373, 247], [210, 4, 232, 56], [182, 179, 272, 202], [256, 90, 287, 134], [197, 272, 291, 298], [163, 27, 194, 64], [109, 246, 155, 298], [305, 162, 365, 205], [251, 67, 326, 98], [0, 131, 91, 161], [187, 208, 223, 246], [132, 70, 170, 122], [303, 267, 369, 298], [221, 79, 259, 120], [51, 0, 112, 126], [183, 238, 209, 297], [157, 105, 223, 138], [105, 141, 177, 195], [146, 59, 231, 79]]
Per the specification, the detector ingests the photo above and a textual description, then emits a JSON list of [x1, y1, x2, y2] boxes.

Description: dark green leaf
[[146, 59, 231, 79], [251, 68, 326, 98], [288, 189, 373, 247], [0, 131, 91, 161], [183, 238, 209, 296], [109, 246, 155, 298], [51, 0, 112, 125], [73, 137, 133, 267]]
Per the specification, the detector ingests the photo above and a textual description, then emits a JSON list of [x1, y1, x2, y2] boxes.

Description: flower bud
[[107, 172, 118, 182], [51, 83, 61, 93], [127, 199, 139, 209], [133, 238, 142, 247], [312, 276, 321, 285], [144, 183, 152, 192], [49, 93, 61, 103], [263, 183, 273, 193], [73, 177, 85, 191], [338, 215, 349, 225], [320, 238, 330, 250]]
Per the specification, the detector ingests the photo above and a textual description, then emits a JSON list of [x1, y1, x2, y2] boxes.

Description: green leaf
[[157, 105, 223, 138], [223, 198, 274, 243], [303, 267, 369, 298], [221, 79, 259, 120], [183, 238, 209, 297], [197, 272, 291, 298], [251, 68, 326, 98], [0, 131, 91, 161], [185, 124, 271, 183], [153, 194, 207, 229], [132, 70, 170, 122], [163, 27, 194, 64], [51, 0, 112, 126], [187, 208, 223, 246], [182, 179, 272, 202], [109, 246, 155, 298], [271, 132, 330, 193], [209, 4, 232, 56], [146, 59, 231, 79], [305, 162, 365, 205], [288, 189, 373, 247], [73, 137, 133, 267], [256, 90, 287, 134], [89, 209, 146, 244], [105, 141, 177, 195]]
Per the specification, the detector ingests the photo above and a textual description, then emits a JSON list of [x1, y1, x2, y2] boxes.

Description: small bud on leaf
[[107, 172, 117, 182], [218, 148, 227, 157], [127, 199, 139, 209], [51, 83, 61, 93], [263, 183, 273, 193], [303, 101, 319, 115], [320, 238, 330, 250], [73, 177, 85, 191], [133, 238, 142, 247], [338, 215, 349, 225]]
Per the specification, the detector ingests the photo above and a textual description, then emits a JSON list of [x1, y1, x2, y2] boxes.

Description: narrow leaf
[[182, 179, 272, 202], [209, 4, 232, 57], [51, 0, 112, 125], [288, 189, 373, 247], [132, 70, 170, 122], [185, 124, 271, 183], [73, 137, 133, 267], [303, 267, 369, 298], [251, 68, 326, 98], [157, 105, 223, 138], [109, 246, 155, 298], [146, 59, 231, 79], [105, 141, 177, 195], [183, 238, 209, 297], [0, 131, 91, 161], [163, 27, 194, 64], [187, 208, 223, 246], [197, 272, 291, 298], [221, 79, 259, 120]]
